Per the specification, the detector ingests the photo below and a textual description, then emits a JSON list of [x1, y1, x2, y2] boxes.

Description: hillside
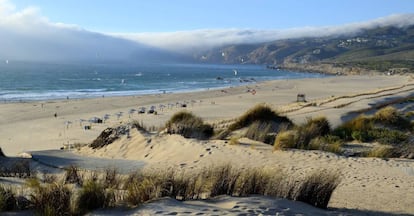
[[195, 25, 414, 73]]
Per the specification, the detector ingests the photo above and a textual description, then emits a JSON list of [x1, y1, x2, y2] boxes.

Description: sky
[[10, 0, 414, 32], [1, 0, 413, 61]]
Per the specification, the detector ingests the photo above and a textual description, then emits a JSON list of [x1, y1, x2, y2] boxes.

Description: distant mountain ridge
[[195, 25, 414, 73]]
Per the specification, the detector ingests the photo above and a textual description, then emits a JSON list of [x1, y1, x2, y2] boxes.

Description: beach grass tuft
[[77, 180, 115, 214], [29, 183, 72, 216], [296, 170, 341, 209], [166, 111, 213, 139], [373, 106, 411, 129], [229, 104, 292, 131]]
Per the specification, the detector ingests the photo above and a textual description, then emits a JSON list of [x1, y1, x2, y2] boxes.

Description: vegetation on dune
[[274, 117, 342, 154], [77, 180, 115, 214], [333, 107, 410, 146], [125, 164, 340, 209], [229, 104, 292, 131], [0, 164, 341, 214], [29, 182, 72, 216], [296, 170, 341, 209], [166, 111, 213, 139], [0, 185, 16, 212], [373, 106, 411, 130], [224, 104, 292, 144]]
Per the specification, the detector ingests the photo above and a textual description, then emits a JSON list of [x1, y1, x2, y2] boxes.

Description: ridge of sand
[[76, 128, 414, 214]]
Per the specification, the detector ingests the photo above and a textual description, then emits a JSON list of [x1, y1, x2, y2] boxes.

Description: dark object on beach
[[89, 117, 103, 124], [54, 113, 57, 118], [84, 125, 91, 130], [89, 125, 130, 149], [181, 104, 187, 108], [147, 106, 156, 114], [297, 94, 307, 102], [138, 107, 146, 114]]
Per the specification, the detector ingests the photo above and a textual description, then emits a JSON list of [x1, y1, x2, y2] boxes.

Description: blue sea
[[0, 61, 326, 101]]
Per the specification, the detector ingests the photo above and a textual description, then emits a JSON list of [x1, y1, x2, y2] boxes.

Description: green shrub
[[30, 183, 72, 216], [373, 106, 410, 129], [351, 130, 371, 142], [166, 111, 213, 139], [77, 180, 115, 214], [368, 128, 408, 145], [0, 185, 16, 212], [334, 115, 373, 141], [229, 104, 292, 131]]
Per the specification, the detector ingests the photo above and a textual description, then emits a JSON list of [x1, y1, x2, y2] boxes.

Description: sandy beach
[[1, 74, 414, 215], [1, 74, 413, 156]]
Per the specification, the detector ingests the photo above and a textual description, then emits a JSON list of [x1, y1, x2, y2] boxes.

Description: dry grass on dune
[[165, 111, 214, 140], [0, 164, 341, 214], [229, 104, 292, 131]]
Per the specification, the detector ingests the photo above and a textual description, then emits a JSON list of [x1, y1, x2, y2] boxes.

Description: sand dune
[[76, 127, 414, 214], [1, 74, 414, 215]]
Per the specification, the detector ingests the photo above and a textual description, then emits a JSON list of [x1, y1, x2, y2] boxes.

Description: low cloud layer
[[0, 0, 159, 62], [115, 13, 414, 53], [0, 0, 413, 62]]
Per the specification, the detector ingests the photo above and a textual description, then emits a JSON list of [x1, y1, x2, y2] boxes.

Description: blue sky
[[11, 0, 414, 32]]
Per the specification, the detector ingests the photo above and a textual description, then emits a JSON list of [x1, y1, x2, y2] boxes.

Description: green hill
[[195, 25, 414, 73]]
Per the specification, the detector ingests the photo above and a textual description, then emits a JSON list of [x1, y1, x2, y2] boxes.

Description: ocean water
[[0, 61, 326, 101]]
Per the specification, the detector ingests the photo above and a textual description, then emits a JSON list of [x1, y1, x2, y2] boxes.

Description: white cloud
[[113, 13, 414, 53], [0, 0, 158, 62]]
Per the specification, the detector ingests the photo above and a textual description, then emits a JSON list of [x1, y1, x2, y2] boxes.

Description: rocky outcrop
[[89, 125, 130, 149]]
